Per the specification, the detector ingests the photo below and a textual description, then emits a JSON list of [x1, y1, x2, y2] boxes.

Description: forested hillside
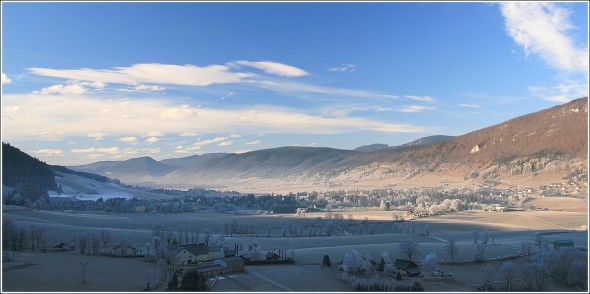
[[2, 142, 57, 204]]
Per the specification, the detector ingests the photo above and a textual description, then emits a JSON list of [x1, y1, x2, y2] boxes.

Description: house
[[394, 259, 421, 277], [111, 242, 140, 256], [214, 256, 245, 273], [176, 243, 209, 265], [265, 251, 280, 261], [553, 240, 574, 250]]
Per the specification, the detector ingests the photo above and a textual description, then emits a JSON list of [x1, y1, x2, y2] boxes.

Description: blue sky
[[1, 2, 588, 165]]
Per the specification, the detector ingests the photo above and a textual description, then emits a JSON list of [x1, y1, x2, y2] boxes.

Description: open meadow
[[2, 202, 587, 292]]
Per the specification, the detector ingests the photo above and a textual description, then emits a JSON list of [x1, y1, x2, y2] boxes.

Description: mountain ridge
[[68, 97, 588, 192]]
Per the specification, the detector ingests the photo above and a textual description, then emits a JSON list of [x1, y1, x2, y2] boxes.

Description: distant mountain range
[[353, 135, 455, 152], [4, 97, 587, 194], [64, 97, 588, 192]]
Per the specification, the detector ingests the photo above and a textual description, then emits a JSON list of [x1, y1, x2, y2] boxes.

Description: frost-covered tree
[[342, 250, 373, 276], [479, 264, 496, 291], [420, 253, 439, 273], [499, 261, 518, 291]]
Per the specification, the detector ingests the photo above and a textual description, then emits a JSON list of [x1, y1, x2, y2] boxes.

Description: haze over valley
[[2, 1, 588, 293]]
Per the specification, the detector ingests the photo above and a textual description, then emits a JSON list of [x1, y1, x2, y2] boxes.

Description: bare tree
[[446, 238, 457, 263], [475, 243, 487, 262], [499, 261, 518, 291], [480, 264, 496, 291], [100, 229, 111, 253], [78, 234, 89, 254], [399, 240, 420, 262], [521, 263, 537, 291], [18, 227, 28, 251], [472, 230, 479, 244], [91, 234, 101, 255], [521, 241, 532, 256]]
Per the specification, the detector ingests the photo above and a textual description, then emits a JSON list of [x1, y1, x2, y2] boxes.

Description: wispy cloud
[[35, 84, 87, 95], [328, 64, 356, 73], [29, 63, 255, 87], [458, 103, 481, 108], [2, 94, 436, 141], [231, 60, 308, 77], [2, 73, 12, 84], [33, 149, 63, 156], [71, 146, 120, 154], [500, 2, 588, 74], [245, 140, 261, 145], [87, 131, 107, 140], [118, 136, 138, 143], [397, 105, 437, 113], [217, 141, 233, 147], [146, 136, 160, 144], [529, 81, 588, 103], [405, 95, 435, 102]]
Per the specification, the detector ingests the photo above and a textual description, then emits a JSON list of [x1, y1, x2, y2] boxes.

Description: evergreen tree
[[180, 270, 207, 291], [168, 272, 179, 290]]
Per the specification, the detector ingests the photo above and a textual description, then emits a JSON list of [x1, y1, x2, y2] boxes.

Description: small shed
[[553, 240, 574, 249], [394, 259, 421, 277]]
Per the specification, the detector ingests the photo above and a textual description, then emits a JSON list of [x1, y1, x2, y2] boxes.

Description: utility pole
[[80, 262, 89, 284]]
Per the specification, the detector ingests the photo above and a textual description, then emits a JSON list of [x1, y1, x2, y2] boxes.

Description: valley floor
[[2, 206, 587, 292]]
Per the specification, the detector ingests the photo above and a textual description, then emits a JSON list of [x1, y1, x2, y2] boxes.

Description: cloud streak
[[232, 60, 308, 77], [500, 2, 588, 74], [2, 93, 436, 142]]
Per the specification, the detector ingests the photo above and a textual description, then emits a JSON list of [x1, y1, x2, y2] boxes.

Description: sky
[[1, 1, 588, 166]]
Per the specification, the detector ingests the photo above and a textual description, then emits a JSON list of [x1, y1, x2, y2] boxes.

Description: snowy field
[[2, 205, 587, 292]]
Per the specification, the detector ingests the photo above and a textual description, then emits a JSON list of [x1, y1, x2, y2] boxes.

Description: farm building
[[111, 242, 140, 256], [175, 243, 225, 265], [394, 259, 421, 277], [214, 256, 245, 273], [553, 239, 574, 249], [265, 251, 280, 261]]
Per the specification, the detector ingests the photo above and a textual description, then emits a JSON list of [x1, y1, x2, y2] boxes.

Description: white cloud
[[328, 64, 356, 72], [160, 105, 199, 119], [529, 81, 588, 103], [405, 95, 435, 102], [1, 93, 436, 143], [87, 131, 107, 140], [217, 141, 233, 147], [233, 149, 252, 154], [232, 60, 308, 77], [500, 2, 589, 74], [29, 63, 255, 87], [34, 149, 63, 156], [397, 105, 437, 113], [135, 84, 165, 92], [4, 105, 22, 112], [309, 142, 317, 146], [245, 140, 261, 145], [36, 84, 87, 95], [229, 133, 241, 138], [195, 137, 228, 147], [71, 147, 119, 154], [458, 103, 481, 108], [146, 131, 164, 137], [179, 132, 200, 137], [118, 136, 138, 143], [2, 73, 12, 84], [146, 137, 160, 144]]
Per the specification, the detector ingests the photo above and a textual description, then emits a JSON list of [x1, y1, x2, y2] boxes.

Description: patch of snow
[[470, 145, 480, 154]]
